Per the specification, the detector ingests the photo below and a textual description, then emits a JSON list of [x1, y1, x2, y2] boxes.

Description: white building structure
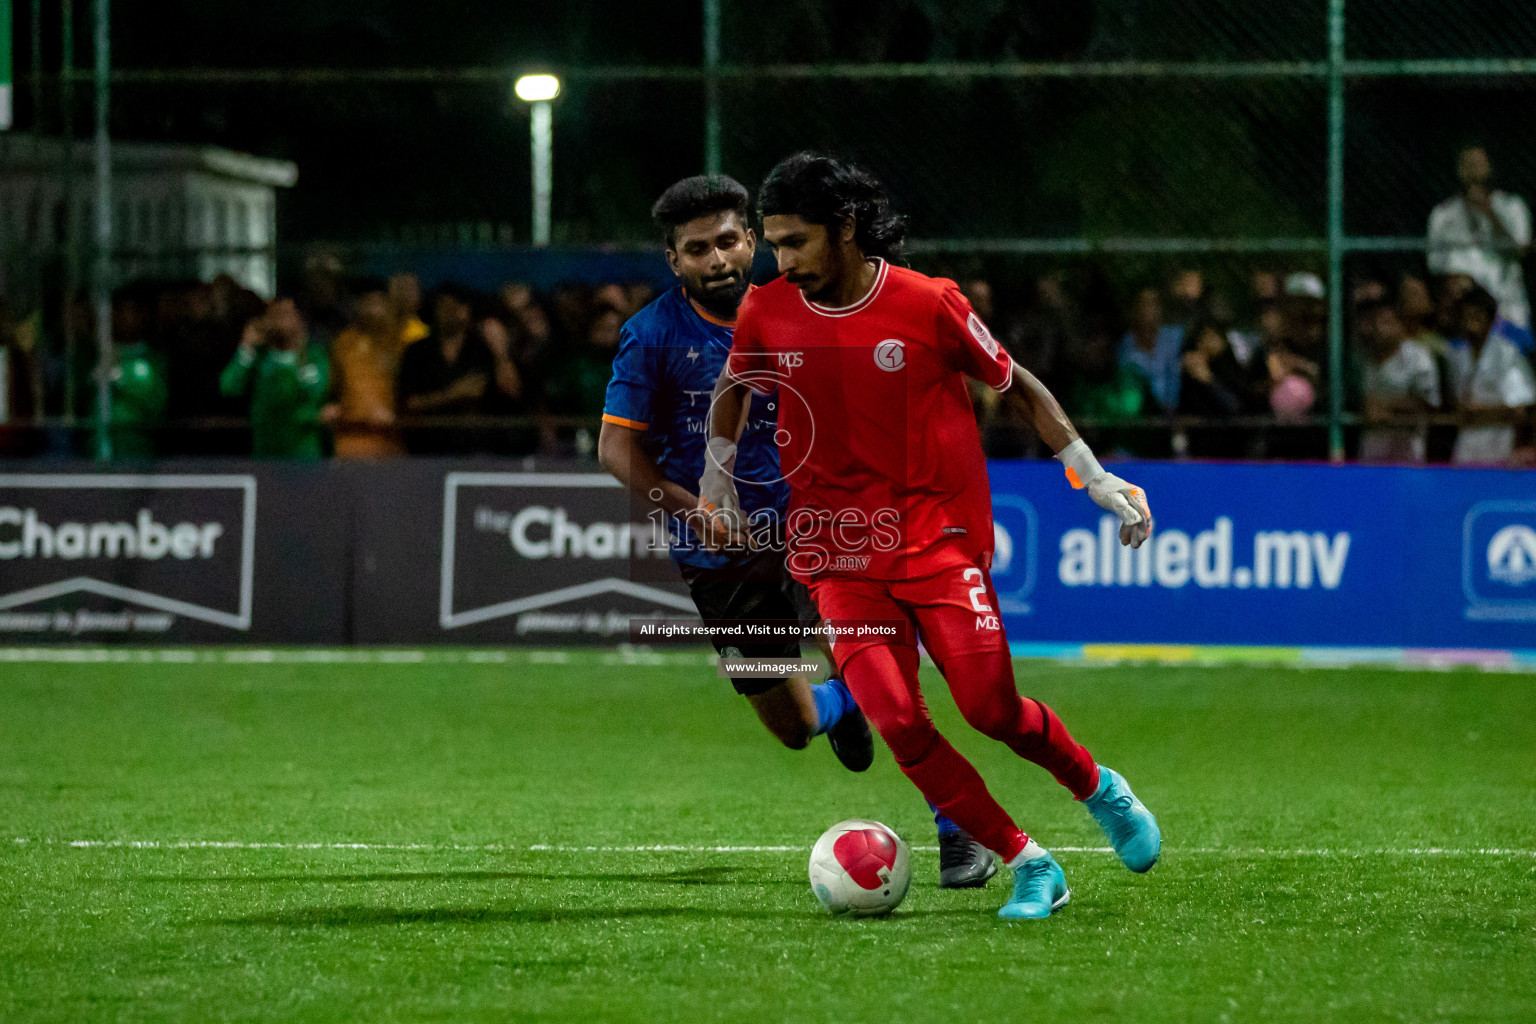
[[0, 135, 297, 297]]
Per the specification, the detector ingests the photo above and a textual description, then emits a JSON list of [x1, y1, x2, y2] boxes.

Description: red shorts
[[809, 563, 1009, 672]]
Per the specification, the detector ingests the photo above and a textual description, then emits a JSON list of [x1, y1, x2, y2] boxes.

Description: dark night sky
[[16, 1, 1536, 246]]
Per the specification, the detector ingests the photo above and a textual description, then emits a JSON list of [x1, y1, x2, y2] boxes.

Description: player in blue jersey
[[597, 175, 996, 887]]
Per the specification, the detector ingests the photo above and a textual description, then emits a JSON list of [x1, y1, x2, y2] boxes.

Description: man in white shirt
[[1427, 146, 1531, 331], [1446, 285, 1536, 466], [1356, 300, 1440, 464]]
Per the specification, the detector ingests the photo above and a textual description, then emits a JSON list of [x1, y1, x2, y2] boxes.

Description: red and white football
[[808, 819, 912, 916]]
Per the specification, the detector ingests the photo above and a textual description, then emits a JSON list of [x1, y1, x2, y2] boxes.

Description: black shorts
[[680, 546, 822, 696]]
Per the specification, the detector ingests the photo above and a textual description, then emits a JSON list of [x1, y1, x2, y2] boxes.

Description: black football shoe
[[938, 829, 998, 889], [825, 701, 874, 773]]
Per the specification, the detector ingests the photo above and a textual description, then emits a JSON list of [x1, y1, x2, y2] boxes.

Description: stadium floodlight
[[514, 74, 560, 245], [514, 74, 560, 102]]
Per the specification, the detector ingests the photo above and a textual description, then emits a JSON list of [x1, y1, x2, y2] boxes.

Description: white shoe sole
[[999, 886, 1071, 920]]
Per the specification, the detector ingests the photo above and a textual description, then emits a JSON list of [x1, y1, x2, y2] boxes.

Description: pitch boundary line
[[9, 838, 1535, 857], [2, 646, 1533, 673]]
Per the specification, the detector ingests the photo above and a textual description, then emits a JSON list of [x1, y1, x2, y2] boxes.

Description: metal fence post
[[1327, 0, 1346, 462], [92, 0, 111, 461], [703, 0, 720, 175], [63, 0, 80, 426]]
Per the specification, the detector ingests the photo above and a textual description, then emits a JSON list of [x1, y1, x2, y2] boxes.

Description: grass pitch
[[2, 651, 1534, 1022]]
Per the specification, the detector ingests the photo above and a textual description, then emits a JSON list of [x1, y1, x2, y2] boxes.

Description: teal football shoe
[[997, 851, 1070, 920], [1084, 765, 1161, 873]]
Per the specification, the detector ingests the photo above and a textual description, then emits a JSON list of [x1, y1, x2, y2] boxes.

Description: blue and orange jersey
[[603, 286, 789, 570]]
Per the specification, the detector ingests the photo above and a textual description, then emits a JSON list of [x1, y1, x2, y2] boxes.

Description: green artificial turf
[[1, 653, 1534, 1022]]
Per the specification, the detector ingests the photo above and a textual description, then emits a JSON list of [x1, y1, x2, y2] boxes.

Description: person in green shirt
[[1061, 326, 1165, 458], [219, 298, 331, 460], [107, 288, 169, 459]]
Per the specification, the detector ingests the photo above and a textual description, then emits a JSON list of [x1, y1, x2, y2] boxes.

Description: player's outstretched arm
[[1003, 362, 1153, 549], [597, 421, 698, 518]]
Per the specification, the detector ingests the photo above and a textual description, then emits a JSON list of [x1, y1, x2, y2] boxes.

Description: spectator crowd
[[0, 145, 1531, 467], [0, 257, 657, 462]]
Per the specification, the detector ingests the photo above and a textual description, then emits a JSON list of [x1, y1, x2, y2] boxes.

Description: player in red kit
[[700, 153, 1161, 920]]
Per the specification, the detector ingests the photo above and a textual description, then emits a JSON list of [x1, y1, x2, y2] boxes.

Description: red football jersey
[[727, 260, 1014, 582]]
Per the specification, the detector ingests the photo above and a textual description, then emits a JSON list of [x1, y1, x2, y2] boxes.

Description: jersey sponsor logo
[[778, 351, 804, 370], [686, 348, 700, 362], [873, 339, 906, 371], [967, 313, 1000, 358]]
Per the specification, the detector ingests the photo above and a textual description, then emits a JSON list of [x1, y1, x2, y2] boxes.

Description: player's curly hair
[[756, 152, 907, 263], [651, 175, 751, 249]]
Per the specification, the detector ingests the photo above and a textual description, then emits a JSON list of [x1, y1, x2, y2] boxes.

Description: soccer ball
[[808, 819, 912, 916]]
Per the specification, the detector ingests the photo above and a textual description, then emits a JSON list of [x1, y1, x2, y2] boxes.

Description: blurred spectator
[[501, 282, 556, 390], [219, 299, 330, 460], [1168, 267, 1204, 326], [326, 287, 405, 458], [1350, 276, 1387, 308], [1356, 299, 1440, 464], [1009, 272, 1075, 393], [593, 283, 630, 320], [1398, 275, 1443, 354], [551, 284, 594, 348], [1427, 145, 1530, 337], [389, 272, 430, 346], [1445, 285, 1536, 466], [165, 275, 264, 455], [546, 302, 623, 418], [1119, 286, 1184, 412], [1401, 274, 1457, 462], [299, 249, 350, 344], [1179, 314, 1269, 458], [1251, 270, 1282, 305], [0, 299, 40, 457], [398, 287, 494, 454], [107, 284, 169, 459], [1225, 271, 1282, 370], [1062, 320, 1161, 457], [1431, 273, 1475, 340], [1267, 273, 1326, 420], [478, 310, 536, 456], [624, 282, 657, 318]]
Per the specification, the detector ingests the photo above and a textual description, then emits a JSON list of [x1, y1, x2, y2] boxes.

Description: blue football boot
[[1083, 765, 1161, 873], [998, 850, 1070, 920]]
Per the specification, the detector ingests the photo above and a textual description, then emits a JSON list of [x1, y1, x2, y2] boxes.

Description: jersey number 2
[[962, 568, 993, 613]]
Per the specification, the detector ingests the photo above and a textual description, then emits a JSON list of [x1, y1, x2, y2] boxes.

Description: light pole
[[514, 73, 559, 247]]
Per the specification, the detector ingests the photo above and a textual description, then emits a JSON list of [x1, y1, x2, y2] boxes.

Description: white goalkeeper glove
[[1056, 438, 1153, 549], [697, 436, 744, 548]]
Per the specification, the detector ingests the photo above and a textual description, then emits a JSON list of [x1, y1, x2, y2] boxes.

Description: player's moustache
[[702, 270, 742, 288]]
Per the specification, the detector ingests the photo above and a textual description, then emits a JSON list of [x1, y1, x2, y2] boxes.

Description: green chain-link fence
[[2, 0, 1534, 458]]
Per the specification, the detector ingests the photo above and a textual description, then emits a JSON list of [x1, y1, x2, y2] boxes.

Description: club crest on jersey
[[873, 339, 906, 371], [967, 313, 1000, 358]]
